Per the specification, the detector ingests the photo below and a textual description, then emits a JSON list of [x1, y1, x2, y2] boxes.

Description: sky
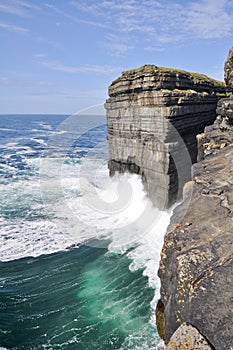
[[1, 0, 233, 114]]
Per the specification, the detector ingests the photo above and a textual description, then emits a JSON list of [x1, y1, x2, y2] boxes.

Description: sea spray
[[0, 114, 175, 349]]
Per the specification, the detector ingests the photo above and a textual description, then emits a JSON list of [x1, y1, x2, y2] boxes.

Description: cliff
[[157, 144, 233, 349], [105, 65, 226, 209], [105, 54, 232, 349], [157, 50, 233, 349]]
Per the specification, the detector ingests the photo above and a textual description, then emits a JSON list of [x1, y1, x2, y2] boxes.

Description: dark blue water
[[0, 114, 165, 349]]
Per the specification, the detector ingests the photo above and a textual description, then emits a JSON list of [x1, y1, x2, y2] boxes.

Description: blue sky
[[1, 0, 233, 114]]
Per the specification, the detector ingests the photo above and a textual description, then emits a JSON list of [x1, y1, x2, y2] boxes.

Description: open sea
[[0, 113, 172, 350]]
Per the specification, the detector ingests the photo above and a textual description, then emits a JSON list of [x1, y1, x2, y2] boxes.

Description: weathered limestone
[[105, 65, 226, 208], [157, 49, 233, 347], [158, 144, 233, 349], [157, 94, 233, 349], [163, 323, 213, 350], [224, 47, 233, 87], [197, 96, 233, 160]]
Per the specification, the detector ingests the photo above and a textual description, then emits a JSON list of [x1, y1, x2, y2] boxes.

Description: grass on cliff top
[[117, 64, 225, 87]]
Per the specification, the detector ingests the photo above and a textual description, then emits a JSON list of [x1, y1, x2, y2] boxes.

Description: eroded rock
[[164, 323, 213, 350], [224, 47, 233, 87], [105, 65, 226, 208], [158, 146, 233, 349], [197, 96, 233, 160]]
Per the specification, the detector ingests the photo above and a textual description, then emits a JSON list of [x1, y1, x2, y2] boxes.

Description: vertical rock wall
[[157, 50, 233, 350], [105, 65, 225, 208]]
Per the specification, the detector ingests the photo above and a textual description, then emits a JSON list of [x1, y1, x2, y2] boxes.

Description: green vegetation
[[230, 254, 233, 259], [118, 64, 226, 88]]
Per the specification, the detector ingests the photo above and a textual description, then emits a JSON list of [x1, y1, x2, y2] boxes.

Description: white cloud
[[0, 0, 40, 16], [0, 22, 29, 33], [0, 76, 54, 87], [144, 46, 165, 52], [104, 43, 133, 56], [37, 57, 121, 75], [185, 0, 233, 39], [45, 3, 106, 29], [69, 0, 233, 47]]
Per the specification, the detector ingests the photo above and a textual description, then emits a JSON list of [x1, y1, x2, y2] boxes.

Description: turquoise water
[[0, 114, 167, 349], [0, 247, 159, 349]]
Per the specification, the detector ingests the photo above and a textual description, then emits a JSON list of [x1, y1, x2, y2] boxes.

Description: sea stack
[[105, 66, 225, 209]]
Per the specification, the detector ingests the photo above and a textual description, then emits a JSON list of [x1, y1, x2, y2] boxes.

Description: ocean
[[0, 113, 172, 350]]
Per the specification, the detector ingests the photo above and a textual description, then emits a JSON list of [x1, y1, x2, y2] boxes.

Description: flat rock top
[[109, 65, 226, 96]]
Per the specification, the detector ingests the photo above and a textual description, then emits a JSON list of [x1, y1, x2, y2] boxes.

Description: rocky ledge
[[105, 65, 226, 208], [157, 145, 233, 349], [157, 89, 233, 349]]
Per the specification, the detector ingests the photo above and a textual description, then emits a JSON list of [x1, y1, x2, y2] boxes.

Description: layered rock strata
[[105, 65, 225, 208], [157, 96, 233, 349]]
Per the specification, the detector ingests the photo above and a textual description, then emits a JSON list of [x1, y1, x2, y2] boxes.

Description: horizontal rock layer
[[109, 65, 226, 96], [106, 65, 226, 208]]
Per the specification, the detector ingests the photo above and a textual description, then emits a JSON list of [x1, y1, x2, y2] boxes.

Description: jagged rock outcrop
[[224, 47, 233, 87], [198, 96, 233, 160], [158, 148, 233, 349], [105, 65, 226, 208], [157, 97, 233, 349]]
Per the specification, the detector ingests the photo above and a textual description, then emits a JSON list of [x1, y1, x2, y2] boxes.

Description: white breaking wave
[[30, 137, 48, 146], [0, 160, 173, 272], [0, 145, 172, 350]]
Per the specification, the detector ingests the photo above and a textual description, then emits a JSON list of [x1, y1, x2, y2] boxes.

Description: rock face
[[105, 65, 225, 208], [197, 96, 233, 160], [164, 323, 213, 349], [158, 97, 233, 349], [224, 47, 233, 87]]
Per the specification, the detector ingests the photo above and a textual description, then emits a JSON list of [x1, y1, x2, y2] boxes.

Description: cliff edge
[[157, 144, 233, 349], [157, 49, 233, 349]]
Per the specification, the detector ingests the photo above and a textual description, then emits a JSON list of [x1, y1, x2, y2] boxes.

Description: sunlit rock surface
[[158, 144, 233, 349]]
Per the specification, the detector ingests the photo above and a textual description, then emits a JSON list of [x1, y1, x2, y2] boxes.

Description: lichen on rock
[[164, 323, 213, 350]]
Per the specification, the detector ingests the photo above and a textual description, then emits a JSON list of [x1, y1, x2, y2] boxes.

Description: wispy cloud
[[69, 0, 233, 47], [0, 22, 29, 33], [104, 43, 133, 56], [36, 56, 121, 75], [185, 0, 233, 39], [144, 46, 165, 52], [0, 76, 54, 87], [0, 0, 40, 17], [45, 3, 106, 29]]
